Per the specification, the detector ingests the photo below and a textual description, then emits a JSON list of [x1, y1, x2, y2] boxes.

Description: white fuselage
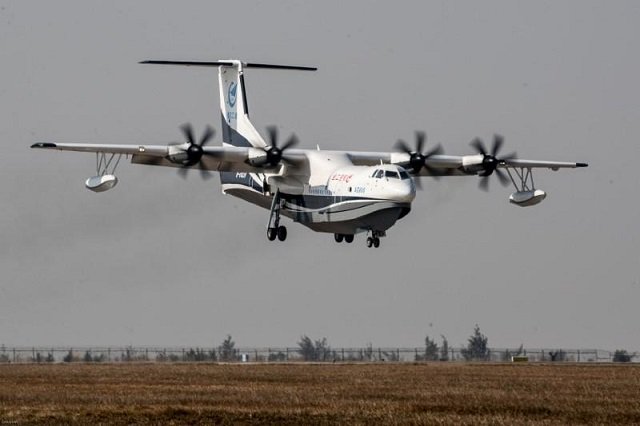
[[225, 151, 416, 235]]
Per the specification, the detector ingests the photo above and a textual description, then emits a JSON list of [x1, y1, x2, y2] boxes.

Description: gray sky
[[1, 0, 638, 350]]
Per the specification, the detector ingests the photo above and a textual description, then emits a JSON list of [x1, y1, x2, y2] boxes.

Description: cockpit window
[[385, 170, 399, 179], [399, 171, 410, 180], [375, 170, 384, 179]]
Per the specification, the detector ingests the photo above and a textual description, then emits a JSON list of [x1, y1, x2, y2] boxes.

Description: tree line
[[3, 326, 636, 363]]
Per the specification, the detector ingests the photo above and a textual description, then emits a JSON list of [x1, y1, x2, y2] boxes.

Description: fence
[[0, 345, 627, 363]]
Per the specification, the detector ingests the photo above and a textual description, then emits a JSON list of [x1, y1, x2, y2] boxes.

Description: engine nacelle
[[509, 189, 546, 207], [85, 175, 118, 192]]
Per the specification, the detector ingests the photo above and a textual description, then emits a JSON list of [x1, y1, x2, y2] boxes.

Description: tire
[[344, 234, 354, 243], [366, 237, 373, 248], [334, 233, 344, 243], [277, 226, 287, 241], [373, 237, 380, 248], [267, 228, 277, 241]]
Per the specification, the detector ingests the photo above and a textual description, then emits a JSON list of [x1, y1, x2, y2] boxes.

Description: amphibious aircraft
[[32, 59, 587, 248]]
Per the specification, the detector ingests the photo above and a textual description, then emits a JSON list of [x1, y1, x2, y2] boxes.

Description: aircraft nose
[[396, 179, 416, 202]]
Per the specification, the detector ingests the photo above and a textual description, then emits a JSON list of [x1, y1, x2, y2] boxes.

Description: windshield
[[385, 170, 399, 179]]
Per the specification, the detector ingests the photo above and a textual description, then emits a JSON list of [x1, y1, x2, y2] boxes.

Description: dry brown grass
[[0, 362, 639, 425]]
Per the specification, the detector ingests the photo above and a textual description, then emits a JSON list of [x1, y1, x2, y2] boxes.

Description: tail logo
[[228, 82, 237, 107]]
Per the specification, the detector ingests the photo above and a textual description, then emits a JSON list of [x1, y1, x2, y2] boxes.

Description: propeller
[[176, 123, 215, 180], [256, 126, 299, 167], [394, 131, 444, 189], [469, 134, 516, 191]]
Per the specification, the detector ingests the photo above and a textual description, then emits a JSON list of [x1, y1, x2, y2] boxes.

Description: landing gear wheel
[[344, 234, 354, 244], [366, 237, 373, 248], [267, 228, 277, 241], [373, 237, 380, 248], [277, 226, 287, 241], [334, 233, 344, 243]]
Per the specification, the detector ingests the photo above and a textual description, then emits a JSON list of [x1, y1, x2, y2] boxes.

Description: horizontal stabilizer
[[140, 60, 317, 71], [31, 142, 57, 149]]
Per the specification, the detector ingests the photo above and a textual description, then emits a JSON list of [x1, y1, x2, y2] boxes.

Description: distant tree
[[613, 350, 633, 363], [45, 352, 55, 363], [425, 336, 439, 361], [297, 335, 331, 361], [219, 335, 237, 361], [440, 335, 450, 361], [183, 348, 216, 362], [83, 351, 93, 362], [461, 324, 490, 361], [63, 349, 75, 363], [548, 350, 567, 362], [298, 336, 315, 360], [120, 346, 148, 362]]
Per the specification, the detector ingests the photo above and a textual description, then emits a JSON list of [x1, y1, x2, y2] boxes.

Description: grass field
[[1, 363, 639, 425]]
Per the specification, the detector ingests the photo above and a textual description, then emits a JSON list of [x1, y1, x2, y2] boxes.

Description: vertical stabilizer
[[218, 61, 266, 149], [217, 61, 266, 191]]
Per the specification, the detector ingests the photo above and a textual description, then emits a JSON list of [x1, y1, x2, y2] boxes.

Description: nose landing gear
[[267, 225, 287, 241], [266, 189, 288, 242]]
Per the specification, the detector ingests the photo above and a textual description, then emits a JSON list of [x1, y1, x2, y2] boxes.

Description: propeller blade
[[415, 131, 426, 153], [199, 125, 215, 147], [470, 138, 487, 156], [494, 168, 510, 186], [281, 134, 299, 151], [180, 123, 195, 145], [425, 143, 443, 157], [267, 126, 278, 148], [423, 165, 441, 180], [394, 139, 412, 154], [478, 175, 490, 191], [413, 176, 423, 190], [492, 134, 504, 157], [177, 167, 189, 179], [199, 166, 213, 180]]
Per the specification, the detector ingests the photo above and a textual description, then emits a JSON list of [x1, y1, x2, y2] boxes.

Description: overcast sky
[[1, 1, 638, 351]]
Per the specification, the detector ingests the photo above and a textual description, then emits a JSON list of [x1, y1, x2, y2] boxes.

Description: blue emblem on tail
[[228, 82, 237, 107]]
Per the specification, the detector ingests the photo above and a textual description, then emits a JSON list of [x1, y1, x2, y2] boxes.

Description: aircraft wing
[[31, 142, 587, 176], [30, 142, 303, 174], [347, 150, 586, 176], [499, 159, 588, 170]]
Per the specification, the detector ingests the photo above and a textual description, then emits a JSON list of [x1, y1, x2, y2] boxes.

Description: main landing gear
[[266, 189, 287, 242], [365, 230, 383, 249], [334, 231, 384, 248], [334, 233, 354, 243]]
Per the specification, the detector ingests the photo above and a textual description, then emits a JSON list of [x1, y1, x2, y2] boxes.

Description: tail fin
[[218, 61, 266, 149], [139, 59, 316, 191]]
